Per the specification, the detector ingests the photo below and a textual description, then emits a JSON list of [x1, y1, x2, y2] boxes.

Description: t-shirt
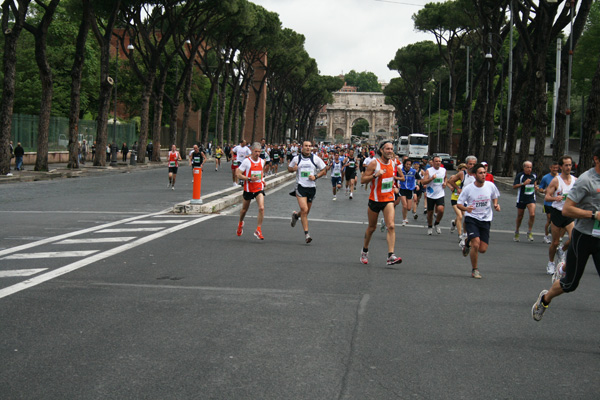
[[514, 172, 537, 203], [190, 151, 203, 167], [330, 160, 343, 178], [233, 145, 251, 166], [539, 172, 556, 207], [426, 166, 447, 200], [457, 181, 500, 222], [289, 154, 326, 188], [568, 167, 600, 236], [400, 167, 417, 191]]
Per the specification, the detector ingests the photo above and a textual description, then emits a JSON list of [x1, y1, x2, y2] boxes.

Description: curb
[[172, 172, 295, 214]]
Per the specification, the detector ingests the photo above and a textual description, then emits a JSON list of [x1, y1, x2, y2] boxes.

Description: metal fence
[[10, 114, 137, 152]]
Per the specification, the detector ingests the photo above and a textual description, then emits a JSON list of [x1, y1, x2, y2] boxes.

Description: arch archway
[[334, 128, 345, 143]]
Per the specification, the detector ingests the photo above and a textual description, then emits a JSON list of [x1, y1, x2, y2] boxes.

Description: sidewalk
[[1, 158, 215, 185]]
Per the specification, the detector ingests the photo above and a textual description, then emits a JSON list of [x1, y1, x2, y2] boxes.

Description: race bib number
[[433, 177, 443, 184], [274, 154, 279, 159], [524, 184, 535, 194], [381, 177, 394, 193], [562, 192, 569, 201], [474, 199, 489, 208], [169, 161, 176, 167], [233, 160, 240, 166], [333, 171, 340, 177], [593, 220, 600, 238], [349, 161, 355, 168], [251, 171, 262, 180], [300, 166, 314, 178], [193, 157, 201, 164]]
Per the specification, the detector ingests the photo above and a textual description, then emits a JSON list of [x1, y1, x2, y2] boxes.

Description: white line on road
[[0, 269, 48, 277], [0, 214, 218, 300], [0, 210, 167, 258], [126, 220, 183, 224], [1, 251, 99, 260], [95, 228, 163, 233], [55, 237, 136, 244]]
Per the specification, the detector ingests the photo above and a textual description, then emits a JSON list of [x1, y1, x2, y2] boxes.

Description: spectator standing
[[81, 140, 87, 165], [14, 142, 24, 171], [121, 142, 129, 162]]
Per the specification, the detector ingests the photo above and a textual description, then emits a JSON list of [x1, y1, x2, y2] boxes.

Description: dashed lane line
[[1, 251, 99, 260], [95, 227, 163, 233], [0, 269, 48, 278], [54, 237, 137, 244]]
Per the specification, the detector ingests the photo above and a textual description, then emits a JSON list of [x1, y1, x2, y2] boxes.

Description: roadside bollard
[[130, 150, 136, 166], [191, 167, 203, 204]]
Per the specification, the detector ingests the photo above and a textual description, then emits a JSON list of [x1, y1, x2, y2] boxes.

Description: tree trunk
[[136, 80, 154, 164], [217, 68, 228, 146], [579, 54, 600, 174], [0, 0, 30, 175], [518, 81, 536, 169], [178, 63, 193, 157], [67, 0, 91, 169], [151, 68, 168, 161]]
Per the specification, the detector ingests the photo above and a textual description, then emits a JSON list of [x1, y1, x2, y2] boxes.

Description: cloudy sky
[[251, 0, 444, 83]]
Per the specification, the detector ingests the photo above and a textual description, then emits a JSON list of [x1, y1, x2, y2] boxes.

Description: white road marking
[[0, 214, 218, 299], [55, 237, 136, 244], [126, 220, 182, 224], [95, 228, 163, 233], [0, 210, 167, 258], [1, 251, 99, 260], [0, 269, 48, 277]]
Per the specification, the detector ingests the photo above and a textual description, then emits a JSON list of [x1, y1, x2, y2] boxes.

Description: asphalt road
[[1, 162, 599, 399]]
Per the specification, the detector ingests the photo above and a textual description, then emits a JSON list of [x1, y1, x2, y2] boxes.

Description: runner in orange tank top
[[167, 144, 181, 190], [360, 141, 404, 266], [236, 143, 267, 240]]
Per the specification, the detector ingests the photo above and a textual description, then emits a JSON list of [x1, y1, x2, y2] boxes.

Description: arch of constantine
[[325, 92, 395, 143]]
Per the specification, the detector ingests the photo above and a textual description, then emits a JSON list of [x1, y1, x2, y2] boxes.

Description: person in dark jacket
[[121, 142, 129, 162], [14, 142, 24, 171]]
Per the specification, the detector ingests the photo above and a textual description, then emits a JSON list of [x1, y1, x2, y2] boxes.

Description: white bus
[[408, 133, 429, 160]]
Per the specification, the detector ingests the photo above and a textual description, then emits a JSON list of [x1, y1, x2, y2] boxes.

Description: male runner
[[236, 143, 266, 240], [532, 144, 600, 321], [421, 156, 447, 235], [399, 159, 417, 226], [167, 144, 181, 190], [343, 148, 358, 199], [288, 141, 328, 243], [457, 163, 501, 279], [329, 152, 343, 200], [189, 144, 206, 170], [360, 141, 403, 265], [513, 161, 538, 241], [538, 161, 559, 244], [448, 155, 477, 244], [544, 156, 577, 276], [232, 140, 251, 187]]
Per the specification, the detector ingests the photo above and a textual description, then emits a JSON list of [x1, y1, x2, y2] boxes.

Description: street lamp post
[[110, 39, 119, 167]]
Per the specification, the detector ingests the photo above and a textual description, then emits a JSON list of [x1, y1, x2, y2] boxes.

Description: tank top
[[243, 158, 265, 193], [370, 158, 396, 202], [168, 151, 179, 168], [551, 174, 576, 211]]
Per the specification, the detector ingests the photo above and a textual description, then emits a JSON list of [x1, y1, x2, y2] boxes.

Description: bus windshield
[[410, 136, 428, 146]]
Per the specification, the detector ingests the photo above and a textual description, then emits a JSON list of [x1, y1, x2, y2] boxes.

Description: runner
[[360, 141, 403, 265], [189, 144, 206, 171], [421, 155, 447, 235], [513, 161, 538, 242], [531, 144, 600, 321], [537, 161, 559, 244], [457, 163, 501, 279], [411, 161, 425, 220], [343, 148, 358, 199], [399, 158, 417, 226], [448, 155, 477, 245], [544, 155, 577, 276], [232, 140, 251, 187], [329, 152, 343, 201], [449, 163, 467, 244], [214, 145, 223, 171], [271, 144, 281, 174], [362, 150, 375, 190], [167, 144, 181, 190], [288, 141, 328, 243], [236, 143, 266, 240]]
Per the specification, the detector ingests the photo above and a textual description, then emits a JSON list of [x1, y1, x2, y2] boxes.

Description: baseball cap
[[369, 151, 375, 156]]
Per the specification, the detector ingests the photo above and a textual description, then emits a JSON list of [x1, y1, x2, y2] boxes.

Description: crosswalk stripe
[[0, 269, 48, 277], [55, 237, 136, 244], [1, 251, 99, 260], [95, 228, 163, 233], [126, 220, 182, 224]]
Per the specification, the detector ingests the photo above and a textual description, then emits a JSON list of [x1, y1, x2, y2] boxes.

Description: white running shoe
[[360, 251, 369, 265], [450, 219, 456, 233], [543, 235, 551, 244], [380, 218, 386, 232], [459, 238, 465, 248], [427, 228, 433, 236], [546, 261, 555, 275], [349, 193, 353, 200], [332, 196, 337, 201], [532, 290, 549, 321], [435, 225, 442, 235], [401, 219, 408, 226], [557, 247, 566, 262], [552, 261, 565, 284]]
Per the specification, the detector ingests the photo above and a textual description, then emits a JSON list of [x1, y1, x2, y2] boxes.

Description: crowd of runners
[[165, 139, 600, 322]]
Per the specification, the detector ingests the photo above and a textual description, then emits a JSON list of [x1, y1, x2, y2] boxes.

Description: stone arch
[[334, 128, 345, 143]]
